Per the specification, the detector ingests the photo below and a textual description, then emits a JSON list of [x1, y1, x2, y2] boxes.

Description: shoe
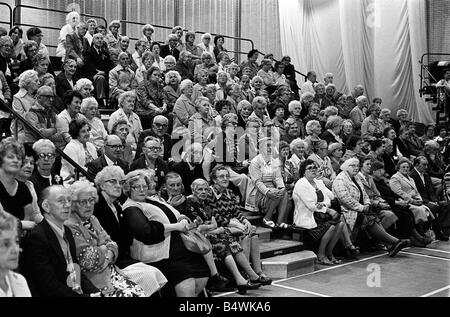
[[345, 245, 360, 258], [327, 256, 342, 264], [207, 273, 235, 292], [435, 231, 449, 241], [262, 218, 276, 229], [236, 280, 261, 295], [250, 273, 272, 286], [388, 239, 409, 257], [317, 256, 334, 265]]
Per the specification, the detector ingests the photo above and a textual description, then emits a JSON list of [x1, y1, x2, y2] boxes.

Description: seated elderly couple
[[292, 158, 410, 265]]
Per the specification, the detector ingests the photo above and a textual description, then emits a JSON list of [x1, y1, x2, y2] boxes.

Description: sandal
[[327, 256, 342, 264], [262, 218, 276, 229], [317, 256, 334, 266]]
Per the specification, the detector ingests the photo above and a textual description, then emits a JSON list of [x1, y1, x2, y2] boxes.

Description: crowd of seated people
[[1, 12, 450, 298]]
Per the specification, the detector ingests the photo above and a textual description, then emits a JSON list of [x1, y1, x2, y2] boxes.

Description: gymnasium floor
[[214, 240, 450, 297]]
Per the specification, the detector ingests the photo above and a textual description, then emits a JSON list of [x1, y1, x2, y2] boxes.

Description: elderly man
[[29, 139, 63, 197], [108, 52, 138, 103], [21, 86, 65, 147], [301, 71, 317, 95], [352, 85, 365, 99], [175, 51, 195, 81], [361, 103, 383, 141], [118, 36, 138, 72], [130, 136, 168, 190], [349, 95, 368, 132], [86, 135, 129, 180], [82, 32, 114, 108], [21, 185, 100, 297], [135, 115, 172, 160], [160, 34, 180, 61], [65, 22, 90, 69], [324, 72, 334, 85]]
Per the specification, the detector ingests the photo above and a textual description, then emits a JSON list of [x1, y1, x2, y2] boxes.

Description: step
[[259, 239, 304, 259], [255, 226, 272, 242], [241, 210, 264, 225], [262, 251, 317, 279]]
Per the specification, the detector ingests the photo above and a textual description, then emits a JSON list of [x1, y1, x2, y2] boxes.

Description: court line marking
[[273, 252, 388, 285], [271, 283, 330, 297], [420, 285, 450, 297], [412, 247, 450, 254], [399, 251, 450, 261]]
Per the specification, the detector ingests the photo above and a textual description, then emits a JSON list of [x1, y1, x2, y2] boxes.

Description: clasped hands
[[267, 187, 285, 199]]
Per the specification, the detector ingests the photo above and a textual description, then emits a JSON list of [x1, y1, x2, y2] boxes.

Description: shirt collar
[[211, 185, 231, 200], [104, 154, 115, 166], [46, 218, 65, 239]]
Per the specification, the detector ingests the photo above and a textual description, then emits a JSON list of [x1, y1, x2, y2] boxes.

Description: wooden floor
[[214, 240, 450, 297]]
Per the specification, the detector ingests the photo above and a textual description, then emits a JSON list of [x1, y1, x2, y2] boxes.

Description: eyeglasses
[[154, 123, 168, 129], [216, 174, 230, 180], [38, 152, 56, 160], [132, 184, 149, 191], [75, 197, 96, 207], [306, 166, 318, 171], [105, 179, 125, 186], [145, 146, 161, 152], [40, 94, 55, 99], [106, 144, 125, 150]]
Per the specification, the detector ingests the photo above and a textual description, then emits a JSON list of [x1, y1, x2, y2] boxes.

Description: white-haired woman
[[163, 70, 182, 112], [321, 115, 344, 145], [288, 138, 308, 176], [106, 20, 121, 50], [80, 97, 107, 153], [293, 159, 343, 265], [0, 208, 31, 297], [108, 91, 142, 154], [56, 11, 80, 59], [380, 108, 392, 133], [333, 158, 409, 257], [191, 69, 209, 103], [246, 96, 273, 130], [237, 100, 252, 129], [74, 78, 94, 99], [308, 139, 336, 189], [93, 166, 168, 296], [66, 180, 146, 297], [197, 33, 216, 63], [173, 79, 196, 133], [287, 100, 306, 139], [214, 71, 229, 101], [55, 59, 78, 100], [328, 142, 343, 175], [304, 120, 322, 155], [188, 97, 216, 148], [122, 169, 210, 297], [141, 24, 155, 46], [163, 55, 177, 73], [250, 76, 264, 96]]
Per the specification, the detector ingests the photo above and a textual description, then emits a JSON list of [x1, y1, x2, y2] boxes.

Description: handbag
[[178, 215, 212, 255]]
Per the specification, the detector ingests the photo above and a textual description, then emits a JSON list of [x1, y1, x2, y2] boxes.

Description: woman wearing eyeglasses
[[293, 159, 344, 265], [122, 169, 210, 297], [66, 179, 146, 297], [93, 167, 168, 296], [308, 139, 336, 189]]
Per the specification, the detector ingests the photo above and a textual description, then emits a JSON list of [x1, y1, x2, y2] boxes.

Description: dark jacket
[[130, 156, 168, 190], [320, 130, 339, 145], [82, 45, 114, 79], [86, 154, 129, 181], [55, 71, 78, 99], [21, 219, 98, 297], [409, 168, 437, 203], [93, 193, 137, 269], [65, 33, 90, 61], [169, 160, 205, 195], [160, 45, 180, 61], [29, 170, 64, 200], [135, 130, 172, 161]]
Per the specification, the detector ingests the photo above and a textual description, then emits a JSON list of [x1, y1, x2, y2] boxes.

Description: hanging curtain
[[279, 0, 433, 124]]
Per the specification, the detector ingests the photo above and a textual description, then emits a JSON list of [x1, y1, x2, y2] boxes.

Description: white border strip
[[413, 247, 450, 255], [420, 285, 450, 297], [399, 251, 450, 261], [272, 283, 330, 297]]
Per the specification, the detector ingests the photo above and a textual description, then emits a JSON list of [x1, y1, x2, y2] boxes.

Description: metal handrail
[[193, 31, 254, 51], [13, 4, 107, 27], [6, 103, 93, 182], [0, 3, 13, 29], [419, 53, 450, 92], [256, 49, 307, 80]]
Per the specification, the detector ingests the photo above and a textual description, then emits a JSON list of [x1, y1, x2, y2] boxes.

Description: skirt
[[307, 213, 340, 241], [121, 262, 168, 296], [105, 265, 147, 297]]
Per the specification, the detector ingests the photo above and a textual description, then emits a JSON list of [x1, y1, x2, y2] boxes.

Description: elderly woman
[[333, 158, 409, 256], [393, 109, 409, 135], [320, 115, 344, 145], [32, 52, 50, 79], [380, 108, 392, 132], [325, 84, 337, 107], [423, 140, 445, 183], [150, 42, 165, 72], [304, 120, 322, 155], [136, 66, 168, 130], [73, 78, 94, 100], [356, 157, 399, 232], [105, 20, 121, 49], [66, 180, 146, 297], [195, 52, 219, 82], [55, 11, 80, 59], [389, 158, 434, 237], [163, 55, 177, 73], [197, 33, 216, 63], [11, 70, 39, 119], [192, 69, 209, 102], [287, 138, 308, 177], [246, 96, 273, 130], [9, 26, 25, 62], [56, 59, 78, 101], [361, 104, 383, 141], [163, 70, 182, 112], [236, 100, 252, 129], [308, 139, 336, 189], [122, 169, 210, 297], [61, 118, 98, 185], [341, 136, 365, 164], [269, 85, 290, 117], [0, 208, 32, 297], [287, 100, 306, 138], [109, 52, 138, 103], [257, 59, 276, 93], [19, 41, 39, 74], [93, 166, 168, 296], [340, 119, 355, 147], [293, 159, 344, 265], [250, 76, 264, 96], [162, 175, 260, 294], [80, 97, 107, 153], [249, 138, 289, 229], [304, 102, 321, 123], [329, 143, 343, 175], [0, 138, 38, 234], [188, 97, 216, 148], [281, 117, 300, 145], [108, 91, 143, 154], [141, 24, 155, 46], [184, 32, 202, 60], [135, 51, 155, 84], [173, 79, 196, 133], [206, 165, 272, 285]]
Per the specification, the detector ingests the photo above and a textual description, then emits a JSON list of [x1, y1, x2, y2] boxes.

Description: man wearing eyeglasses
[[86, 135, 129, 180], [130, 136, 168, 190], [21, 86, 65, 145], [29, 139, 64, 200], [135, 115, 172, 160]]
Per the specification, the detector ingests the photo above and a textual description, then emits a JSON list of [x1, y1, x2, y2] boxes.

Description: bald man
[[21, 185, 100, 297]]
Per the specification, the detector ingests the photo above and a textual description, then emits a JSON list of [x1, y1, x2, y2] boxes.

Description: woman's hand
[[267, 189, 279, 199], [177, 219, 190, 233], [316, 203, 325, 209], [21, 220, 36, 230]]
